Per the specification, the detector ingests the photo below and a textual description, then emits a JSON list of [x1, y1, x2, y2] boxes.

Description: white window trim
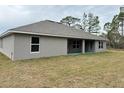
[[30, 36, 40, 54]]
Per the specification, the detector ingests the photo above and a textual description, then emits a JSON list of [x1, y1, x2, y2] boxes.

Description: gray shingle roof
[[1, 20, 106, 40]]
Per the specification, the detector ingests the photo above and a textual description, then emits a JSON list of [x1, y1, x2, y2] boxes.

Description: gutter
[[0, 30, 106, 41]]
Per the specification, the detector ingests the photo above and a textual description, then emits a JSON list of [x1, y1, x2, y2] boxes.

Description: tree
[[81, 13, 88, 31], [104, 22, 111, 32], [118, 8, 124, 36], [60, 13, 101, 34], [109, 15, 121, 48], [80, 13, 101, 34], [60, 16, 80, 26], [72, 24, 83, 30], [104, 22, 112, 47], [118, 36, 124, 49], [104, 15, 123, 48], [87, 13, 101, 34]]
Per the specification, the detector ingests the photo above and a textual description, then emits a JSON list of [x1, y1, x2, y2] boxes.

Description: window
[[73, 44, 76, 48], [99, 41, 103, 49], [72, 40, 80, 48], [31, 37, 40, 53], [99, 41, 101, 48]]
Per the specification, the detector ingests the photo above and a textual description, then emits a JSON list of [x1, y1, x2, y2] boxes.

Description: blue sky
[[0, 5, 121, 34]]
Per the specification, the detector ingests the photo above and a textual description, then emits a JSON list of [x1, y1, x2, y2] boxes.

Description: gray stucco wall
[[94, 41, 106, 52], [0, 35, 14, 60], [0, 39, 1, 48], [0, 33, 106, 61], [14, 34, 67, 60]]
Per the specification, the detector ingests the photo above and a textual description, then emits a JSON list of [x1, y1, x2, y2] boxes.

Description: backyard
[[0, 49, 124, 88]]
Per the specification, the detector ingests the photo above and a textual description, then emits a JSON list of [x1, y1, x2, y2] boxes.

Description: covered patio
[[85, 40, 95, 52], [67, 39, 95, 54]]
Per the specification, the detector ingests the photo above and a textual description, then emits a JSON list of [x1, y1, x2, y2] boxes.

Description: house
[[0, 20, 106, 61]]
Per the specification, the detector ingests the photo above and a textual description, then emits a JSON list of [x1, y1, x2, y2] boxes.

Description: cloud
[[0, 5, 122, 34]]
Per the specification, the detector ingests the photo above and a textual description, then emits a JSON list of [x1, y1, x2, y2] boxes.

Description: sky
[[0, 5, 122, 34]]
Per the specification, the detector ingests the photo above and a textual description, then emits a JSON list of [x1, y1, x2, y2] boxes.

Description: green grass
[[0, 50, 124, 88]]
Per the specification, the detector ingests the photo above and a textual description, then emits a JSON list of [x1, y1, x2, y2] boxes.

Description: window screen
[[31, 37, 39, 44], [31, 37, 39, 53], [72, 40, 81, 49]]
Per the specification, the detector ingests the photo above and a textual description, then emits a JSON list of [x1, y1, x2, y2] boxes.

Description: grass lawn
[[0, 50, 124, 88]]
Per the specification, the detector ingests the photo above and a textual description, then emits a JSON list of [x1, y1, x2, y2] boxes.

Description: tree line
[[104, 14, 124, 49], [60, 13, 101, 34], [60, 11, 124, 49]]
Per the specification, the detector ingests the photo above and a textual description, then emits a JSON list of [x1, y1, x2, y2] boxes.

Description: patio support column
[[94, 41, 98, 52], [82, 40, 85, 53]]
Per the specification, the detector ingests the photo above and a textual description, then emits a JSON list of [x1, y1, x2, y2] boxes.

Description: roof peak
[[44, 20, 62, 24], [0, 19, 106, 40]]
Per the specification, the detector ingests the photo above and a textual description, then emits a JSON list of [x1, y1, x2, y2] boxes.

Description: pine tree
[[60, 16, 80, 26]]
